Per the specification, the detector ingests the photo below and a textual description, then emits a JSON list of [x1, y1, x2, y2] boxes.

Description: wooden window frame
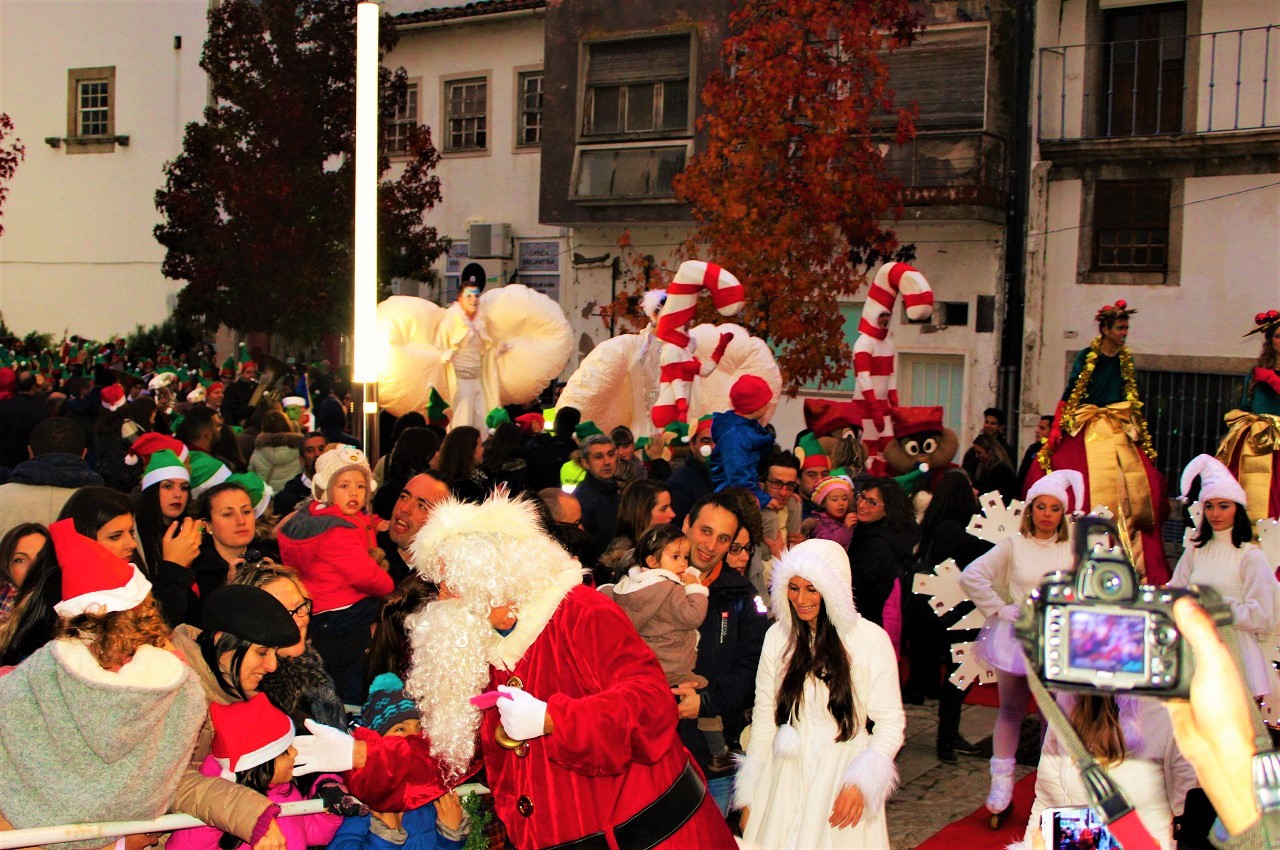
[[515, 67, 544, 150], [577, 32, 696, 143], [66, 66, 117, 154], [441, 72, 491, 156], [1077, 176, 1183, 286], [383, 78, 420, 159]]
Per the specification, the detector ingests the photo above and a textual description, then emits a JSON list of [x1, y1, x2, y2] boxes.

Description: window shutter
[[587, 35, 691, 85], [886, 26, 988, 130]]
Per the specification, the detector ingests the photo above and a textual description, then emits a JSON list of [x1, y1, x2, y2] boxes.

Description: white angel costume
[[375, 286, 573, 424], [734, 539, 905, 850], [557, 321, 783, 436]]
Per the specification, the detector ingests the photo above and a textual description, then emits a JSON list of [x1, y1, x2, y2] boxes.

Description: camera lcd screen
[[1067, 609, 1145, 674]]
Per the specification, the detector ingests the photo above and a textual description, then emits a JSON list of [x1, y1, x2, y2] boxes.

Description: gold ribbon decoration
[[1217, 409, 1280, 526], [1072, 402, 1156, 531]]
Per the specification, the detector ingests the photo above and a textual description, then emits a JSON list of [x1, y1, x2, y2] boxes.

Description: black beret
[[202, 584, 300, 647]]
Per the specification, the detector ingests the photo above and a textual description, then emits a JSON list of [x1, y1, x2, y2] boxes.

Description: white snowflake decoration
[[965, 491, 1024, 544], [948, 606, 987, 631], [1259, 518, 1280, 569], [1182, 501, 1204, 550], [949, 641, 997, 690], [911, 559, 970, 617]]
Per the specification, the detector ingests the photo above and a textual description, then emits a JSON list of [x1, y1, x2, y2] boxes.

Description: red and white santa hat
[[1179, 454, 1248, 506], [100, 384, 126, 412], [210, 693, 295, 781], [50, 518, 151, 618], [126, 431, 190, 467], [1026, 469, 1086, 514]]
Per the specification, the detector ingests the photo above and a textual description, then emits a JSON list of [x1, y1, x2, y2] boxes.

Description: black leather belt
[[543, 761, 706, 850]]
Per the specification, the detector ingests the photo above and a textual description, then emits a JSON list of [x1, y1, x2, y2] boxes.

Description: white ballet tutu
[[975, 616, 1027, 676]]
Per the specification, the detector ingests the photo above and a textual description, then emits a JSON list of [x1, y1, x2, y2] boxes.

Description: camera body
[[1015, 516, 1219, 699]]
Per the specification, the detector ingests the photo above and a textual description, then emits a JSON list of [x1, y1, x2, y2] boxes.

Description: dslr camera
[[1014, 515, 1225, 699]]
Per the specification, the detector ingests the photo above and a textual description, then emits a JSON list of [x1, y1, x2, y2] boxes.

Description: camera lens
[[1091, 567, 1132, 601], [1100, 571, 1123, 594]]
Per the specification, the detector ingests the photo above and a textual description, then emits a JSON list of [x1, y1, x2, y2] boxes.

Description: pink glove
[[496, 685, 548, 741]]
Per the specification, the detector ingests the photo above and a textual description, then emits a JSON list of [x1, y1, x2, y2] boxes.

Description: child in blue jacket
[[709, 374, 776, 507]]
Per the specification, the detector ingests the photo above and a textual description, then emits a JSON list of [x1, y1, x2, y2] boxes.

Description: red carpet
[[914, 772, 1037, 850], [965, 682, 1040, 714]]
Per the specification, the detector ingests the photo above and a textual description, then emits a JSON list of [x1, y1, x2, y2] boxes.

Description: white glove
[[997, 603, 1021, 624], [291, 719, 355, 776], [496, 685, 548, 742]]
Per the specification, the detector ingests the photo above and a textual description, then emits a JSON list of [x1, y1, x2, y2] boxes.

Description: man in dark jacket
[[667, 416, 715, 526], [522, 406, 580, 491], [573, 434, 619, 564], [273, 431, 327, 516], [0, 371, 48, 469], [377, 472, 451, 584], [674, 492, 768, 814], [0, 416, 103, 537]]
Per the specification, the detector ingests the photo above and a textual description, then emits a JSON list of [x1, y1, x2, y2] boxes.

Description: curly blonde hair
[[56, 594, 171, 669]]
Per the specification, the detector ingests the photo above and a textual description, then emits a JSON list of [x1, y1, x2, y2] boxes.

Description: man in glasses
[[755, 450, 803, 599]]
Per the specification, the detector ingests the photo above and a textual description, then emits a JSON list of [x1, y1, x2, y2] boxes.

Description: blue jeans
[[706, 774, 734, 816]]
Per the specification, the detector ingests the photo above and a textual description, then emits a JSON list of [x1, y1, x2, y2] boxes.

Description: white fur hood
[[769, 538, 862, 634]]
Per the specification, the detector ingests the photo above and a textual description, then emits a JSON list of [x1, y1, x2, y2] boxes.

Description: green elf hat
[[794, 431, 830, 472], [485, 407, 512, 433], [237, 342, 252, 365], [634, 436, 651, 452], [188, 451, 232, 498], [425, 387, 450, 426], [559, 458, 587, 490], [662, 420, 690, 444], [574, 421, 604, 441], [220, 355, 235, 376], [141, 449, 190, 491], [227, 471, 273, 518], [893, 463, 929, 497]]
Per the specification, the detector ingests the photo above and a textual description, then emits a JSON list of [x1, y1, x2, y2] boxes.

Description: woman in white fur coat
[[733, 538, 905, 849]]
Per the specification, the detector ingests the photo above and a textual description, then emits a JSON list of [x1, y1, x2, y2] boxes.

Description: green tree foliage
[[155, 0, 445, 342]]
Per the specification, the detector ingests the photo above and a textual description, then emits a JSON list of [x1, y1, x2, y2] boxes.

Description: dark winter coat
[[521, 433, 576, 492], [273, 473, 311, 517], [847, 518, 919, 628], [666, 456, 713, 528], [574, 472, 620, 563], [259, 643, 346, 730], [0, 392, 48, 468], [0, 453, 104, 537], [679, 565, 769, 771], [709, 411, 774, 507]]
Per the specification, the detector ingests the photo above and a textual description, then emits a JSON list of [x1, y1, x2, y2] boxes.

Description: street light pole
[[352, 0, 380, 461]]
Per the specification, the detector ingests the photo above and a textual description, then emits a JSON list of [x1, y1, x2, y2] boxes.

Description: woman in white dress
[[960, 469, 1081, 826], [733, 538, 904, 850], [1169, 454, 1280, 697]]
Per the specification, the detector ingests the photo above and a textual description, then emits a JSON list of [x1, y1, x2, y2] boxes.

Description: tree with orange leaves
[[672, 0, 921, 394]]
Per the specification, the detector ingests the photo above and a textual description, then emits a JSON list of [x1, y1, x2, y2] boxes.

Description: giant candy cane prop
[[650, 260, 745, 428], [853, 262, 933, 468]]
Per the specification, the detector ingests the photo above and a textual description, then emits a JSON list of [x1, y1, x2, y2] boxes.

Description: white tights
[[994, 670, 1032, 760]]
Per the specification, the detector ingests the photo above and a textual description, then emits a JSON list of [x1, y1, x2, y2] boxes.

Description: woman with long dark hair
[[906, 469, 992, 761], [480, 421, 528, 497], [969, 431, 1019, 505], [597, 478, 674, 582], [134, 450, 204, 627], [434, 425, 489, 503], [846, 477, 917, 651], [733, 539, 905, 848], [0, 522, 47, 625]]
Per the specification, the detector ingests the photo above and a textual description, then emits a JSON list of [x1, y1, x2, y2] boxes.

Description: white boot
[[986, 756, 1016, 814]]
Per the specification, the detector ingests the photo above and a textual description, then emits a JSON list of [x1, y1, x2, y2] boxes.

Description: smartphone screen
[[1040, 806, 1119, 849]]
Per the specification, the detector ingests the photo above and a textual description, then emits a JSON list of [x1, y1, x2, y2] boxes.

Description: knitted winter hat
[[227, 471, 273, 518], [189, 451, 232, 498], [100, 384, 125, 412], [812, 475, 852, 508], [1026, 469, 1086, 514], [142, 449, 190, 491], [1179, 454, 1248, 506], [312, 445, 375, 500], [50, 518, 151, 618], [202, 584, 300, 648], [730, 374, 771, 416], [210, 693, 294, 781], [891, 406, 944, 439], [794, 431, 830, 471], [360, 673, 421, 734], [769, 538, 860, 634]]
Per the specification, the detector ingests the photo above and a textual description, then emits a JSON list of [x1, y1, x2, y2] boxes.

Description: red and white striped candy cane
[[651, 261, 745, 428], [853, 262, 933, 467]]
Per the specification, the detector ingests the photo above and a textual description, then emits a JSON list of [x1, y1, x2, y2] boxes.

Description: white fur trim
[[489, 568, 583, 672], [52, 640, 188, 689], [413, 495, 547, 571], [613, 567, 684, 594], [839, 746, 899, 816], [282, 396, 306, 408], [731, 752, 766, 811], [191, 463, 232, 498], [683, 582, 708, 597], [142, 464, 190, 490], [772, 722, 802, 759], [768, 539, 861, 634], [253, 486, 273, 518], [1180, 453, 1248, 506], [54, 565, 152, 618], [227, 720, 295, 774]]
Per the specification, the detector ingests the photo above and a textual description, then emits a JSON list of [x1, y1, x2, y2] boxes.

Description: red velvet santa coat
[[482, 571, 736, 850]]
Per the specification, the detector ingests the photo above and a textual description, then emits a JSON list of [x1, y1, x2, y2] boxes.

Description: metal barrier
[[0, 801, 325, 850]]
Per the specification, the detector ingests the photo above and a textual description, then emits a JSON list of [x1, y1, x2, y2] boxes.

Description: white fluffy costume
[[734, 539, 905, 850], [404, 494, 735, 850]]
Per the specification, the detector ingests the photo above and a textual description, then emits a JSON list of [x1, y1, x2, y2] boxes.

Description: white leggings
[[994, 670, 1032, 760]]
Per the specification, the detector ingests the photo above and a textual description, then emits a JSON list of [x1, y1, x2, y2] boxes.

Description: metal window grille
[[78, 79, 109, 136], [1138, 367, 1247, 496], [446, 79, 487, 151], [384, 82, 417, 155], [519, 72, 543, 145], [1093, 180, 1171, 271]]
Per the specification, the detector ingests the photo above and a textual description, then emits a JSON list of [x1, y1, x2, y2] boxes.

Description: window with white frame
[[67, 66, 116, 145], [582, 34, 692, 139], [384, 82, 418, 156], [518, 71, 543, 146], [445, 77, 487, 152]]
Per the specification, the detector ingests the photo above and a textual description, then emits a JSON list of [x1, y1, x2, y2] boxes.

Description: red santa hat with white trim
[[210, 693, 295, 781], [100, 384, 126, 412], [50, 518, 151, 618], [126, 431, 190, 467]]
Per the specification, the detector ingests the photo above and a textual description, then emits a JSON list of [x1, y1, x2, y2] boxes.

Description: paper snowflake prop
[[1182, 501, 1204, 550], [911, 559, 969, 617], [966, 491, 1024, 544], [1259, 518, 1280, 569], [949, 641, 996, 690]]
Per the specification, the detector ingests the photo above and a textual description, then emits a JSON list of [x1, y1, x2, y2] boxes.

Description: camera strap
[[1022, 665, 1161, 850]]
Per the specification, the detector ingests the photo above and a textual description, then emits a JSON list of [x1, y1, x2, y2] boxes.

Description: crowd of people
[[0, 300, 1276, 850]]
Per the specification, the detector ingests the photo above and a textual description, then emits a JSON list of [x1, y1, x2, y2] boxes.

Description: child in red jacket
[[278, 446, 394, 701]]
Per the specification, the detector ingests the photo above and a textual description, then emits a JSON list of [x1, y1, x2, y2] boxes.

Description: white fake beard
[[404, 597, 495, 781]]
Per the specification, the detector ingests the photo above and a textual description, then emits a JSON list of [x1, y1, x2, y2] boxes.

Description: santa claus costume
[[404, 495, 736, 850], [733, 539, 905, 850]]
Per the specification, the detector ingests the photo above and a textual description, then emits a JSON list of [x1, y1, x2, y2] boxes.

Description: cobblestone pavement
[[887, 701, 1037, 849]]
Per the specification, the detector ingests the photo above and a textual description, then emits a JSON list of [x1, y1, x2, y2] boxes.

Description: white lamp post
[[352, 0, 380, 459]]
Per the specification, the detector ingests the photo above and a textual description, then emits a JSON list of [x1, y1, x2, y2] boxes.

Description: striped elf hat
[[141, 449, 190, 491]]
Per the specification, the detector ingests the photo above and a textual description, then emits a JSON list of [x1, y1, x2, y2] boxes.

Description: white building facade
[[0, 0, 210, 340]]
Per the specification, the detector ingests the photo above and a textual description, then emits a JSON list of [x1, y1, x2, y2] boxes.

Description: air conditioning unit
[[468, 222, 512, 259]]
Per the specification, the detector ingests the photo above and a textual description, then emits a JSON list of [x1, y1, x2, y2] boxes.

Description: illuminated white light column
[[353, 0, 380, 458]]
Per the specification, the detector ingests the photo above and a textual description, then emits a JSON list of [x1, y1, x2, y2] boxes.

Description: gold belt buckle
[[494, 675, 529, 756]]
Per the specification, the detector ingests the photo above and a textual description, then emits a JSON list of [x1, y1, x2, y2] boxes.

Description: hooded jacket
[[0, 452, 104, 537], [277, 501, 394, 613], [599, 567, 708, 686], [847, 517, 918, 629], [249, 432, 305, 492], [708, 411, 773, 507]]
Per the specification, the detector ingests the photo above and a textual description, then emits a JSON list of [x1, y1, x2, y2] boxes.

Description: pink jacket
[[166, 756, 342, 850]]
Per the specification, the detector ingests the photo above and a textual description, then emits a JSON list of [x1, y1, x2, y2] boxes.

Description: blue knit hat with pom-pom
[[360, 673, 420, 734]]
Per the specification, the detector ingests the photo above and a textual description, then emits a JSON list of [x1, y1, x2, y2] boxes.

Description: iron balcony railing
[[1038, 24, 1280, 141], [880, 131, 1007, 207]]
